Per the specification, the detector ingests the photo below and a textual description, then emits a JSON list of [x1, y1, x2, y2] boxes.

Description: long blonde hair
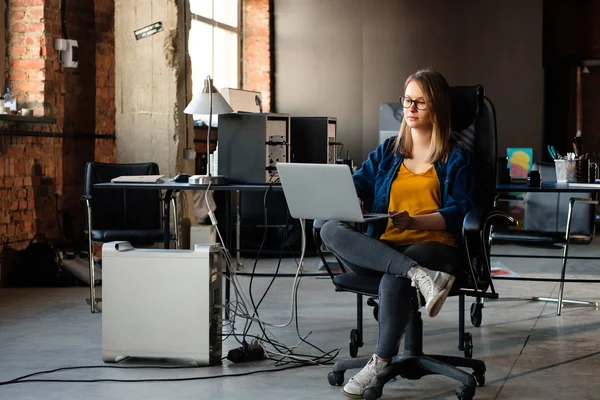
[[392, 69, 452, 163]]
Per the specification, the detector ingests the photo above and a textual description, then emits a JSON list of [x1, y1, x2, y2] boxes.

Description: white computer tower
[[102, 242, 222, 366]]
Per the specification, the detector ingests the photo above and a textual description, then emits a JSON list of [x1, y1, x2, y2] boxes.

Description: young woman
[[320, 69, 476, 399]]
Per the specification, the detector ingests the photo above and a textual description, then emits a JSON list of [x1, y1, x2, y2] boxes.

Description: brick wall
[[0, 0, 267, 249], [0, 0, 115, 249], [243, 0, 271, 111], [95, 0, 116, 162], [0, 135, 58, 241], [9, 0, 46, 117]]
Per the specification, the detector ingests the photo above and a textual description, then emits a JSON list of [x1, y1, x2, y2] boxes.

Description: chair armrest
[[81, 195, 91, 201], [463, 207, 516, 235]]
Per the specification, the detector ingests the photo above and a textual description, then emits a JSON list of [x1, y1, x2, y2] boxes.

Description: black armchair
[[316, 86, 515, 400], [83, 162, 175, 313]]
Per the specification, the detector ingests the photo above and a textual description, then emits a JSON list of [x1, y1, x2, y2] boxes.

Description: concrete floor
[[2, 242, 600, 399]]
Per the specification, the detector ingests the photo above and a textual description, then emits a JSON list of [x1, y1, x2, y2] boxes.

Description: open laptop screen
[[276, 163, 388, 222]]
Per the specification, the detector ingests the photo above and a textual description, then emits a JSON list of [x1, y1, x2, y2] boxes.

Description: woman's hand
[[389, 210, 413, 230]]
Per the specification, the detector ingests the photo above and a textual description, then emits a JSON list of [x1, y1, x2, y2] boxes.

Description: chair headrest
[[449, 85, 484, 131]]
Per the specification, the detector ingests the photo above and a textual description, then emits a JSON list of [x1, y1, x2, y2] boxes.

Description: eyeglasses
[[399, 96, 428, 110]]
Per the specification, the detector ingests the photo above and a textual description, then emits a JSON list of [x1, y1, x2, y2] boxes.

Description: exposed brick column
[[243, 0, 271, 112], [0, 0, 116, 249], [9, 0, 47, 116], [1, 0, 61, 246], [94, 0, 116, 163]]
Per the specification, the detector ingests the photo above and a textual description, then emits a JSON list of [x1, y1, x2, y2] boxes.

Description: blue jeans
[[320, 220, 461, 358]]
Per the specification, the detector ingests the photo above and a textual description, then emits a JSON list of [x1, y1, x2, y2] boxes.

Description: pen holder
[[554, 159, 576, 182], [576, 158, 589, 183]]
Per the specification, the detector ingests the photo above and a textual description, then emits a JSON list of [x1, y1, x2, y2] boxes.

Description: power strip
[[226, 339, 265, 363]]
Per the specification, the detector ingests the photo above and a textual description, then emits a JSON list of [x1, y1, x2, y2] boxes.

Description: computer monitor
[[379, 102, 403, 144]]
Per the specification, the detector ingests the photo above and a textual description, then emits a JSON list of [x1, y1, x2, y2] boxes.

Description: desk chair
[[83, 162, 177, 313], [316, 86, 515, 400], [492, 162, 596, 246]]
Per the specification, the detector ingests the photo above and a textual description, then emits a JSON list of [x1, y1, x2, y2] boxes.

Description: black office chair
[[315, 86, 515, 400], [83, 162, 175, 313]]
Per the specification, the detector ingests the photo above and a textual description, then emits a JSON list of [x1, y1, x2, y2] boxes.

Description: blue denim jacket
[[353, 137, 476, 242]]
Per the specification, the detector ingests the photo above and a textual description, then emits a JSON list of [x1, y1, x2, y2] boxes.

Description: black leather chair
[[316, 86, 515, 400], [83, 162, 172, 313]]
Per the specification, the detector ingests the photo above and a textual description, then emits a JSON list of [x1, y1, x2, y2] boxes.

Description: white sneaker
[[342, 354, 388, 399], [411, 266, 455, 318]]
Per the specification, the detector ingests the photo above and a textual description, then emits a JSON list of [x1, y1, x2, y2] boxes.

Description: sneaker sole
[[341, 389, 365, 399], [426, 275, 455, 318]]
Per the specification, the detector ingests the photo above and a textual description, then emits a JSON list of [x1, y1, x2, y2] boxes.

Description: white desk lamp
[[184, 75, 233, 184]]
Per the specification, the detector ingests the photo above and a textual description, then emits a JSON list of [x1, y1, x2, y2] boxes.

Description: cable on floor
[[0, 362, 320, 386]]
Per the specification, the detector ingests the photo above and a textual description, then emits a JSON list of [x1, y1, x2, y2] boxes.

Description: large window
[[188, 0, 240, 97]]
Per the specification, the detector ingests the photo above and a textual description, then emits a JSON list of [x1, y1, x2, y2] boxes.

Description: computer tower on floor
[[218, 113, 291, 184], [102, 242, 223, 366], [290, 117, 337, 164]]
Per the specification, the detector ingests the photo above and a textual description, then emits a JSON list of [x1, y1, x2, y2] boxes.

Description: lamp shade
[[184, 76, 234, 115], [184, 91, 233, 115]]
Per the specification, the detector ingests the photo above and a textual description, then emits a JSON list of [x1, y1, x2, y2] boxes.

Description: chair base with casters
[[327, 290, 485, 400]]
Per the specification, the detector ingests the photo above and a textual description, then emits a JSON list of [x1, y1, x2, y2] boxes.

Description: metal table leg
[[224, 190, 232, 320], [236, 190, 243, 269], [163, 190, 175, 249], [557, 197, 598, 315], [492, 197, 599, 315], [171, 195, 179, 249]]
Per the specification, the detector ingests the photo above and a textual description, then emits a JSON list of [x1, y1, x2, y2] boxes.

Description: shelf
[[0, 114, 56, 124]]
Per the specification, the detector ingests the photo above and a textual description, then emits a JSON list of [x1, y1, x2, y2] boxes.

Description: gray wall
[[275, 0, 543, 163], [115, 0, 193, 176]]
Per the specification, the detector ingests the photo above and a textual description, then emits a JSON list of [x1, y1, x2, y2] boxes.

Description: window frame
[[188, 0, 242, 90]]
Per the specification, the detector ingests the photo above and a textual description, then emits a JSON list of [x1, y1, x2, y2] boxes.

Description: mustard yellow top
[[379, 163, 456, 247]]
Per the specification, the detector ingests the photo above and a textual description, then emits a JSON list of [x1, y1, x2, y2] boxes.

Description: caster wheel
[[327, 371, 344, 386], [456, 386, 475, 400], [363, 387, 382, 400], [473, 371, 485, 387], [349, 341, 358, 357], [349, 329, 360, 358], [463, 332, 473, 359], [470, 302, 483, 327]]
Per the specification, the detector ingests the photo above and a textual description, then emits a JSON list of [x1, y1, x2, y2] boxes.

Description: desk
[[497, 182, 600, 193], [94, 181, 297, 318], [495, 182, 600, 314], [95, 181, 281, 247]]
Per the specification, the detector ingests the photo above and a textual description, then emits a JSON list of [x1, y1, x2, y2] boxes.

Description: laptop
[[276, 163, 390, 223]]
